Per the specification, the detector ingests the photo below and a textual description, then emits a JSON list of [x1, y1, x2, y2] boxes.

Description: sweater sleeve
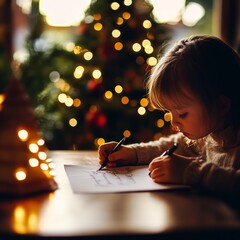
[[128, 133, 194, 165], [184, 160, 240, 196]]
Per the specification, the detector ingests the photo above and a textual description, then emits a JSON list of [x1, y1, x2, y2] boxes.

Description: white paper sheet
[[64, 165, 189, 193]]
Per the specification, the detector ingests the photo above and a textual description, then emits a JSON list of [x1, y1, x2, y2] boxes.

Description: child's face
[[166, 95, 212, 140]]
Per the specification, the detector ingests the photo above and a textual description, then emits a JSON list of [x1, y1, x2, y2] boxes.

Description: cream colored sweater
[[129, 126, 240, 196]]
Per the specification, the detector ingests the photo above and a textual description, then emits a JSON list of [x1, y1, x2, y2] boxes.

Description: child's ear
[[218, 95, 231, 115]]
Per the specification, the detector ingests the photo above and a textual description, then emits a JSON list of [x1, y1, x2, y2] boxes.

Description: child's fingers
[[148, 156, 169, 172]]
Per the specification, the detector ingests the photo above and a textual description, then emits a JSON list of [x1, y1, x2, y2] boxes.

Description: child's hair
[[147, 35, 240, 126]]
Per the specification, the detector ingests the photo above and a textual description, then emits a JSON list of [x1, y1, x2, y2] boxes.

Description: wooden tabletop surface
[[1, 150, 240, 240]]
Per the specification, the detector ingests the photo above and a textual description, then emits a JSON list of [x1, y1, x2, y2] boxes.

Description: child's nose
[[171, 116, 180, 130]]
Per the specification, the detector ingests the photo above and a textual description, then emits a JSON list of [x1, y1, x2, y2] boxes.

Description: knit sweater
[[129, 125, 240, 197]]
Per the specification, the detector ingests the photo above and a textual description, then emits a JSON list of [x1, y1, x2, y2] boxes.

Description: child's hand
[[98, 142, 137, 168], [148, 154, 192, 184]]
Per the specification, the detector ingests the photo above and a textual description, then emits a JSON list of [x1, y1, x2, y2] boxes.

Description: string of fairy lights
[[45, 0, 172, 148]]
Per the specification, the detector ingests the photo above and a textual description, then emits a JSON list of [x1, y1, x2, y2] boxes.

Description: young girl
[[98, 35, 240, 197]]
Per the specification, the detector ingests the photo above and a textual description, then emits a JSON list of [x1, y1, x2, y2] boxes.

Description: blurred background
[[0, 0, 239, 150]]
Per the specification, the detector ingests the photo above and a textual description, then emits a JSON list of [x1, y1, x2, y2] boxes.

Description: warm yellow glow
[[18, 129, 28, 141], [84, 51, 93, 61], [15, 168, 27, 181], [144, 46, 154, 54], [37, 139, 45, 146], [13, 206, 26, 233], [124, 0, 132, 6], [65, 42, 75, 52], [157, 119, 165, 128], [147, 57, 157, 66], [111, 2, 120, 10], [92, 69, 102, 79], [96, 138, 105, 146], [138, 107, 146, 115], [149, 0, 185, 24], [38, 151, 47, 160], [29, 158, 39, 167], [40, 163, 49, 171], [49, 170, 56, 176], [55, 79, 70, 92], [164, 112, 172, 122], [142, 39, 151, 48], [39, 0, 91, 27], [73, 98, 81, 107], [65, 97, 74, 107], [140, 98, 149, 107], [69, 118, 77, 127], [0, 94, 5, 104], [123, 130, 131, 138], [143, 20, 152, 29], [29, 144, 39, 153], [122, 12, 131, 20], [112, 29, 121, 38], [94, 22, 103, 31], [117, 17, 124, 25], [114, 42, 123, 51], [105, 91, 113, 100], [74, 65, 84, 79], [121, 96, 129, 104], [115, 85, 123, 93], [74, 46, 83, 55], [182, 2, 205, 27], [132, 43, 141, 52], [58, 93, 67, 103], [93, 14, 101, 21], [48, 162, 55, 169]]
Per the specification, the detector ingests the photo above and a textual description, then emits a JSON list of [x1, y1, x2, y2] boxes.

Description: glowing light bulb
[[29, 143, 39, 153], [138, 107, 146, 115], [92, 69, 102, 79], [73, 98, 81, 107], [121, 96, 129, 104], [143, 20, 152, 29], [58, 93, 67, 103], [17, 129, 28, 141], [84, 51, 93, 61], [29, 158, 39, 167], [40, 163, 49, 171], [112, 29, 121, 38], [164, 112, 172, 122], [114, 42, 123, 51], [38, 139, 45, 146], [124, 0, 132, 6], [115, 85, 123, 93], [147, 57, 157, 66], [140, 98, 149, 107], [105, 91, 113, 100], [111, 2, 120, 10], [132, 43, 141, 52], [157, 119, 165, 128], [122, 12, 131, 20], [38, 151, 47, 160], [69, 118, 77, 127], [15, 168, 27, 181], [94, 22, 103, 31], [123, 130, 131, 138]]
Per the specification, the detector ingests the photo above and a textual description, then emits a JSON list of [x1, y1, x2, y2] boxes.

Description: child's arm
[[184, 161, 240, 197]]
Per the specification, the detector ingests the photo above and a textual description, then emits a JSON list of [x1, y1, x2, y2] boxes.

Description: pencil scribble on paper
[[86, 168, 136, 186], [64, 165, 188, 193]]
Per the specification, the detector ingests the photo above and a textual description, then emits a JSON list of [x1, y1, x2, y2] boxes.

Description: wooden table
[[1, 151, 240, 240]]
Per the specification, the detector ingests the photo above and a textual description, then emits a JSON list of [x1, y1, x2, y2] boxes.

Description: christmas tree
[[20, 0, 172, 150]]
